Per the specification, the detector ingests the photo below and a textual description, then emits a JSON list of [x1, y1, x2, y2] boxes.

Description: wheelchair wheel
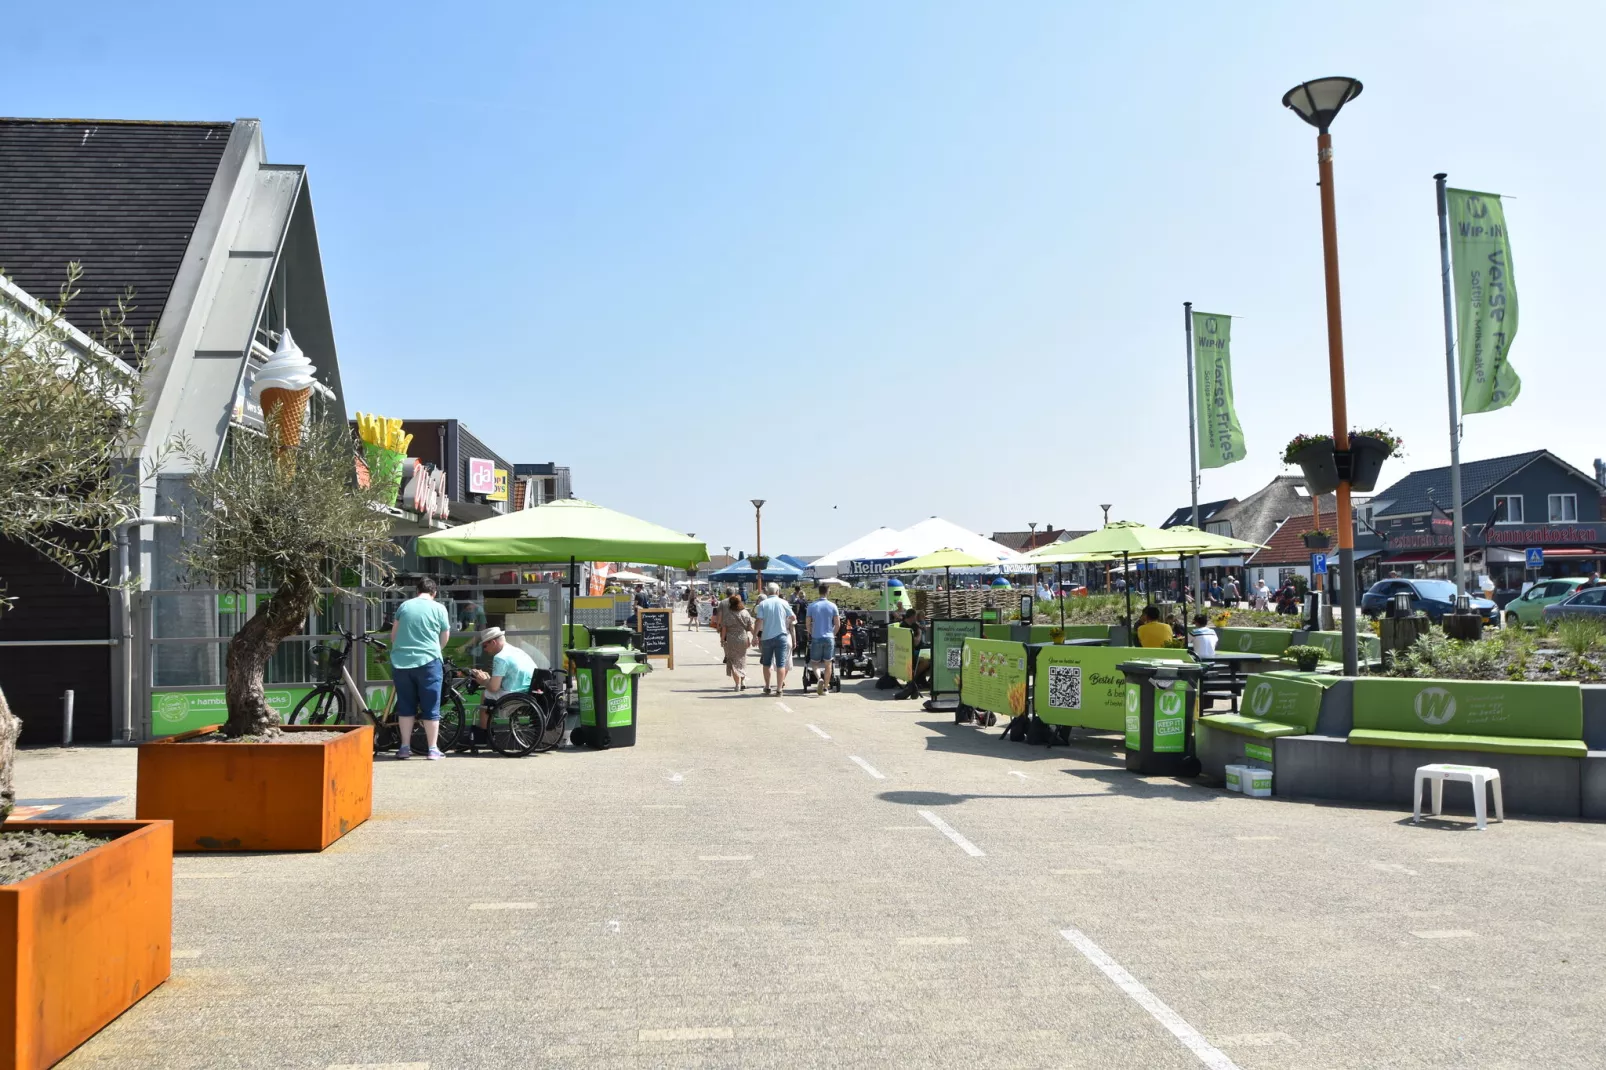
[[490, 694, 543, 756], [531, 690, 566, 753]]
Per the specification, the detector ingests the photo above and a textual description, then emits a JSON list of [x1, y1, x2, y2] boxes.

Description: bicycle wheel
[[413, 689, 466, 754], [289, 686, 344, 726], [490, 694, 542, 757], [532, 690, 566, 753]]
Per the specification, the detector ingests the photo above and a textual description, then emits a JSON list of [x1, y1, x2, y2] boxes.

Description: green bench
[[1200, 671, 1337, 740], [1303, 630, 1382, 665], [1214, 627, 1296, 655], [1349, 678, 1586, 757]]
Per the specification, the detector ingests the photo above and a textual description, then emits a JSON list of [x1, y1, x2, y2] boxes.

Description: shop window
[[1549, 494, 1578, 522], [1493, 495, 1524, 524]]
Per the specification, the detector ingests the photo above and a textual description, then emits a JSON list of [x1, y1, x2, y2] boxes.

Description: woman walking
[[686, 586, 700, 631], [720, 593, 755, 690]]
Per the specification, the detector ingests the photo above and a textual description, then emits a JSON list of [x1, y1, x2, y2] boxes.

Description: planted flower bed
[[1383, 619, 1606, 683]]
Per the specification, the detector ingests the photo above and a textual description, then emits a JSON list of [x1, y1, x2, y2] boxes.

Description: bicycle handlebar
[[335, 624, 389, 649]]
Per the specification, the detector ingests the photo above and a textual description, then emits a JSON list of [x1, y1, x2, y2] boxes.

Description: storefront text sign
[[468, 457, 495, 495]]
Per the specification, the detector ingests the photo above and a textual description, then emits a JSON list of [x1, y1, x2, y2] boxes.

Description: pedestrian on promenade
[[754, 582, 797, 696], [1223, 576, 1241, 608], [390, 576, 452, 760], [686, 587, 700, 631], [720, 593, 755, 690], [1251, 578, 1271, 610], [807, 586, 841, 695]]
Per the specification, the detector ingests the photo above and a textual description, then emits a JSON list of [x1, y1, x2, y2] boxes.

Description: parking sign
[[1310, 552, 1328, 576], [1525, 547, 1544, 569]]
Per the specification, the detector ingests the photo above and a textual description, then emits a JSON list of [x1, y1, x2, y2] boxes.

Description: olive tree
[[0, 267, 148, 821], [178, 411, 397, 738]]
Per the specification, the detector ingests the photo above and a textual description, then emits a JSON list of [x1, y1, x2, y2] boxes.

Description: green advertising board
[[1245, 742, 1273, 764], [151, 686, 317, 736], [959, 638, 1029, 717], [1304, 630, 1381, 664], [1215, 628, 1294, 655], [929, 620, 982, 695], [1035, 645, 1189, 731], [1240, 672, 1335, 734], [1124, 683, 1142, 750], [1448, 188, 1521, 414], [888, 625, 914, 684]]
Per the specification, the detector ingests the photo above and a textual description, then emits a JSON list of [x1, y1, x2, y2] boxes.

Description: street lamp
[[1099, 504, 1112, 527], [749, 499, 767, 578], [1283, 75, 1363, 676]]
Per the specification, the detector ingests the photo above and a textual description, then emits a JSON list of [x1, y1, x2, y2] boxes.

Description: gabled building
[[1159, 499, 1236, 532], [1357, 449, 1606, 594], [0, 117, 348, 744]]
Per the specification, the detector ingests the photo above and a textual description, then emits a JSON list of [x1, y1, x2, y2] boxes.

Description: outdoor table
[[1194, 652, 1264, 712], [1058, 638, 1109, 646]]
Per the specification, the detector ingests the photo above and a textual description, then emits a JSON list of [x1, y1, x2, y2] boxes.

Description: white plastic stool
[[1412, 763, 1504, 830]]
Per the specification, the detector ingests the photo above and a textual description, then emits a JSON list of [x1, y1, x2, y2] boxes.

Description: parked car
[[1359, 578, 1498, 623], [1505, 577, 1596, 626], [1542, 585, 1606, 624]]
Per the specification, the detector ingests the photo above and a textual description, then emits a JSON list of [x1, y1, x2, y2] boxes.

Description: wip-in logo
[[1415, 686, 1456, 726], [608, 674, 629, 698], [1249, 681, 1274, 716], [577, 673, 593, 697], [1125, 687, 1140, 714], [962, 645, 972, 668], [1157, 690, 1184, 718], [1239, 633, 1256, 651]]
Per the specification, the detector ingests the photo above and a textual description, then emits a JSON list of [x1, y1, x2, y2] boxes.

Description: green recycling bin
[[589, 626, 638, 650], [1118, 659, 1206, 777], [568, 645, 650, 748]]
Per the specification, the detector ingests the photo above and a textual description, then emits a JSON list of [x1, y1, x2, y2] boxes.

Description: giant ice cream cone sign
[[251, 329, 317, 452]]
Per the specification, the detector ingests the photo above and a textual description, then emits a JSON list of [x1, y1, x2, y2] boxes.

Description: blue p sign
[[1311, 552, 1328, 576]]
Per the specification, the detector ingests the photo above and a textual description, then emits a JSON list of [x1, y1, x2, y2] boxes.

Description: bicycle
[[288, 625, 466, 754]]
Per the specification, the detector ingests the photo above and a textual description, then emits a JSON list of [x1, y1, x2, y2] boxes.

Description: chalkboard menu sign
[[637, 607, 674, 668]]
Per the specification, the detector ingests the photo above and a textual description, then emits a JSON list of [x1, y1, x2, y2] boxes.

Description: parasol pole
[[1124, 550, 1133, 627], [945, 565, 952, 618], [1057, 562, 1065, 629]]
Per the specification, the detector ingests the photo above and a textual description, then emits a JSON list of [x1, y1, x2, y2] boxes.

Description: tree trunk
[[0, 685, 17, 822], [223, 573, 316, 738]]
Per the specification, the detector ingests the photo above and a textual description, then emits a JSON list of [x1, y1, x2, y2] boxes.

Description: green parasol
[[1023, 522, 1226, 626], [886, 548, 1000, 618]]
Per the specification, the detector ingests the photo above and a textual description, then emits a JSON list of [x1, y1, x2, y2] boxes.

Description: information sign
[[637, 607, 674, 668], [1311, 552, 1328, 576], [1526, 547, 1544, 569], [929, 619, 982, 696]]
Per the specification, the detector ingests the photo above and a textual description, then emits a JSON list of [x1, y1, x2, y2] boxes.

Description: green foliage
[[1281, 645, 1327, 672], [1555, 617, 1606, 659]]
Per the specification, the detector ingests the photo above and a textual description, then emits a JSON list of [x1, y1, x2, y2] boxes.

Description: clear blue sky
[[4, 2, 1602, 557]]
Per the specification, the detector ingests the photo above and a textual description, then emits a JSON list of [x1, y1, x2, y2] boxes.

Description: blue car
[[1360, 578, 1498, 623]]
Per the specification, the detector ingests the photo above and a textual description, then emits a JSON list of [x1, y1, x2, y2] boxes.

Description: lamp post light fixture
[[1099, 504, 1112, 527], [1283, 75, 1363, 676], [749, 499, 767, 578]]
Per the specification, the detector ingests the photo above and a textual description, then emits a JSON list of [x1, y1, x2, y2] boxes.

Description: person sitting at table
[[1188, 613, 1218, 657], [1136, 605, 1173, 648]]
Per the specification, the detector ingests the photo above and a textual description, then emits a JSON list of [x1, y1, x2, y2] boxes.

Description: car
[[1505, 577, 1597, 626], [1542, 585, 1606, 624], [1359, 578, 1498, 623]]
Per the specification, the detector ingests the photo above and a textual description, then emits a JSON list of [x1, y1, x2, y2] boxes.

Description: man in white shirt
[[1188, 614, 1218, 658]]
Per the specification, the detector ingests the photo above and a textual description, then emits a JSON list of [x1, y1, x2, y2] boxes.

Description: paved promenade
[[16, 628, 1606, 1068]]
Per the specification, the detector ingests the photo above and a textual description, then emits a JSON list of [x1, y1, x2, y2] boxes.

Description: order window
[[1494, 495, 1524, 524], [1549, 494, 1578, 522]]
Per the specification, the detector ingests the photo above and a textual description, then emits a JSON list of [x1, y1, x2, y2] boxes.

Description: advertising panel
[[1036, 645, 1189, 731], [959, 638, 1029, 716]]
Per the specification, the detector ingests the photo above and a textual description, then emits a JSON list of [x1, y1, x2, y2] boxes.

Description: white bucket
[[1244, 767, 1273, 798], [1224, 764, 1246, 793]]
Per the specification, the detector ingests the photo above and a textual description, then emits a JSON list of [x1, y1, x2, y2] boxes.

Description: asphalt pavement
[[15, 623, 1606, 1069]]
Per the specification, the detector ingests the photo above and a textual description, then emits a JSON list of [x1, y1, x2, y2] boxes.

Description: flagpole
[[1435, 173, 1467, 598], [1183, 301, 1203, 607]]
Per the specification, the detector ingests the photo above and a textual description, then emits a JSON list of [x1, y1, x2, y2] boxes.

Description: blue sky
[[4, 2, 1602, 556]]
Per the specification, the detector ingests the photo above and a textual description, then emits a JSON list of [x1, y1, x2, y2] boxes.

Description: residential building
[[513, 462, 573, 509], [1159, 499, 1237, 532]]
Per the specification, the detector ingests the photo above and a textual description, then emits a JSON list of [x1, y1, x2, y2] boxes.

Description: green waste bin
[[589, 626, 639, 650], [1118, 659, 1206, 777], [568, 645, 651, 748]]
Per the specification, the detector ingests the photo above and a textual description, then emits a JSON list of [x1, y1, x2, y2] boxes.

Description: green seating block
[[1305, 630, 1382, 663], [1215, 628, 1295, 655], [1199, 714, 1305, 740], [1235, 672, 1331, 734], [1351, 678, 1583, 741], [1348, 729, 1586, 758]]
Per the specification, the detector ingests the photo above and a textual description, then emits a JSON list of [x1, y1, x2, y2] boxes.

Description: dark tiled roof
[[0, 118, 231, 355], [1369, 451, 1548, 517], [1161, 499, 1235, 529], [990, 528, 1084, 552], [1211, 477, 1336, 547], [1247, 511, 1353, 566]]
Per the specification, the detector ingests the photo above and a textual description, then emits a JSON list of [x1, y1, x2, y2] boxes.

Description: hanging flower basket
[[1346, 429, 1403, 493], [1302, 531, 1332, 550], [748, 555, 770, 575], [1284, 434, 1340, 494]]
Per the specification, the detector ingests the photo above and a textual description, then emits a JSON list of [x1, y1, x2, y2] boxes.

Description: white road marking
[[917, 809, 984, 857], [1060, 927, 1242, 1070], [699, 855, 754, 861], [468, 902, 541, 911], [897, 936, 969, 945], [1412, 929, 1477, 939], [665, 771, 685, 783], [806, 723, 831, 739], [639, 1027, 734, 1042], [1008, 770, 1028, 779], [777, 702, 795, 713], [764, 790, 805, 795], [849, 755, 887, 780], [1051, 868, 1102, 875], [1370, 861, 1419, 876], [1235, 835, 1280, 841]]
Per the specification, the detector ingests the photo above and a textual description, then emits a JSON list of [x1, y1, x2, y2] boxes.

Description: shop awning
[[1535, 547, 1606, 558]]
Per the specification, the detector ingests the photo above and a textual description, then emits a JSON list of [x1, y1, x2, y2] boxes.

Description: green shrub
[[1556, 617, 1606, 659], [1281, 645, 1327, 672]]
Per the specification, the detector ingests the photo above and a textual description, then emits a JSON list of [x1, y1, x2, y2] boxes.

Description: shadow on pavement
[[914, 719, 1126, 766], [877, 789, 1120, 807], [1061, 768, 1220, 803]]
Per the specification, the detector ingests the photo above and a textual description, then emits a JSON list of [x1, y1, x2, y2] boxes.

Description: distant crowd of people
[[689, 582, 843, 698]]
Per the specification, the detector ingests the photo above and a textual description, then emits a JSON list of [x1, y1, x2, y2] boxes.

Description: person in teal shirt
[[389, 577, 452, 759], [469, 627, 538, 744]]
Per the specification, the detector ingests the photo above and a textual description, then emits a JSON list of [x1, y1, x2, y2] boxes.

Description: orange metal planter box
[[137, 723, 373, 852], [1, 819, 172, 1070]]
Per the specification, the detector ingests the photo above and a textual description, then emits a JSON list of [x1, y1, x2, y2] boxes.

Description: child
[[1188, 613, 1218, 658]]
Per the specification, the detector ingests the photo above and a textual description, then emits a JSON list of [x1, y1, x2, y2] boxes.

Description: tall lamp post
[[749, 499, 767, 590], [1283, 75, 1364, 675]]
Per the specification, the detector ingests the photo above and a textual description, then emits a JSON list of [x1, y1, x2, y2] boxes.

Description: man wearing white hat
[[470, 627, 536, 743]]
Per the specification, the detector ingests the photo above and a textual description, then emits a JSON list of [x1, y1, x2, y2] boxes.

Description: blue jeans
[[393, 659, 443, 721], [808, 638, 835, 664], [760, 635, 790, 668]]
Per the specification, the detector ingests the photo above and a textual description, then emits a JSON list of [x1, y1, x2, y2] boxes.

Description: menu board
[[960, 638, 1029, 717], [637, 608, 674, 668]]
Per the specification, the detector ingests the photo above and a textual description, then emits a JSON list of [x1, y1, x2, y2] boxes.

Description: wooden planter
[[136, 724, 372, 852], [2, 819, 172, 1070]]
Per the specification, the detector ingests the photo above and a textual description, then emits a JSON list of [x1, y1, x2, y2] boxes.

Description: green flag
[[1447, 188, 1520, 413], [1193, 311, 1245, 468]]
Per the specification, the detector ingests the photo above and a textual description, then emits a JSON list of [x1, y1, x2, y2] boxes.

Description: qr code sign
[[1047, 665, 1081, 709], [946, 647, 962, 670]]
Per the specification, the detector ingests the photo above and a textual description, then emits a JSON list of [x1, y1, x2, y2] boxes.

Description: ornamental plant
[[1282, 433, 1333, 464], [1351, 427, 1405, 457]]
